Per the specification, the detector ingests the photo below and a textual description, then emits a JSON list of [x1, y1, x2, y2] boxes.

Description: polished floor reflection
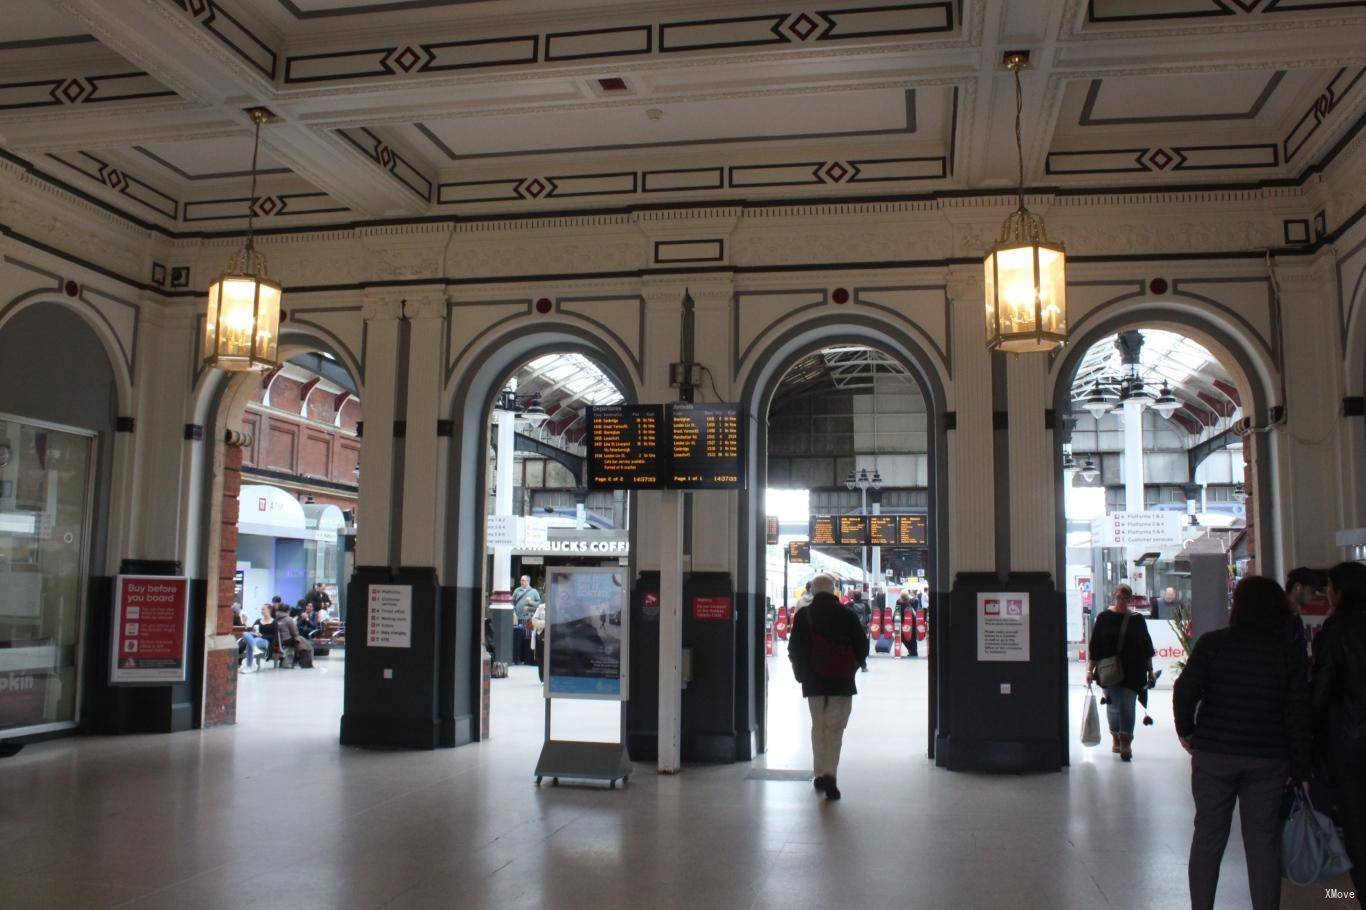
[[0, 648, 1347, 908]]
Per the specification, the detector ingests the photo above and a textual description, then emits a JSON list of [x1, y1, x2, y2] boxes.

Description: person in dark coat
[[788, 573, 870, 801], [1175, 575, 1312, 910], [1311, 561, 1366, 903], [848, 590, 872, 672], [896, 591, 918, 657], [1085, 584, 1155, 760]]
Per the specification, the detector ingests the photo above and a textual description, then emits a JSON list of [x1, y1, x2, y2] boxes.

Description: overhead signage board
[[838, 514, 869, 546], [110, 576, 191, 685], [585, 404, 663, 490], [976, 592, 1030, 662], [787, 540, 811, 564], [898, 514, 928, 546], [1101, 510, 1183, 548], [869, 515, 898, 546], [668, 402, 744, 489], [765, 515, 780, 545], [545, 566, 628, 700], [809, 516, 837, 546], [486, 514, 517, 547]]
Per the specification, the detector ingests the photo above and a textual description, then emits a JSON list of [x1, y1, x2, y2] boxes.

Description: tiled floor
[[0, 646, 1352, 909]]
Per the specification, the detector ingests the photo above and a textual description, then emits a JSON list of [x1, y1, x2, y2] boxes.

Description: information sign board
[[838, 514, 869, 545], [869, 515, 898, 546], [110, 575, 190, 685], [1101, 510, 1183, 548], [898, 514, 928, 546], [585, 404, 663, 490], [366, 585, 412, 648], [545, 566, 628, 700], [765, 515, 780, 545], [787, 540, 811, 563], [976, 592, 1030, 662], [668, 402, 744, 489], [809, 516, 837, 546], [692, 596, 733, 621]]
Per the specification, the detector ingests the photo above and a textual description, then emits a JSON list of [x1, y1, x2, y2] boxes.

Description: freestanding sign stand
[[535, 566, 633, 788]]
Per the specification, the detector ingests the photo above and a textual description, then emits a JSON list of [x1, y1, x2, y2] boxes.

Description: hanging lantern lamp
[[984, 52, 1068, 353], [202, 107, 282, 371]]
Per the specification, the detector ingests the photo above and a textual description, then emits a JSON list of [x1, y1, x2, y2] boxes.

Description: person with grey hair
[[788, 573, 869, 800]]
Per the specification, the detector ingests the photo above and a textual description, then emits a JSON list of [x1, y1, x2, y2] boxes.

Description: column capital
[[402, 293, 448, 321], [361, 296, 404, 321], [945, 267, 985, 303]]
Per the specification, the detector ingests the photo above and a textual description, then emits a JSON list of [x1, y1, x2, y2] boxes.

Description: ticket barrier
[[775, 605, 790, 641]]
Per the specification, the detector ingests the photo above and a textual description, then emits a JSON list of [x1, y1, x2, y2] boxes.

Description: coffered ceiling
[[0, 0, 1362, 231]]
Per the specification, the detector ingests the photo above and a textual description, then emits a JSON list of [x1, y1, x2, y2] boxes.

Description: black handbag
[[1095, 612, 1132, 688]]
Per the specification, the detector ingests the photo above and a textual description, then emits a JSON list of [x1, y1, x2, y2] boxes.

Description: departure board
[[585, 404, 664, 490], [838, 514, 869, 545], [668, 403, 744, 489], [765, 516, 780, 545], [869, 515, 898, 546], [809, 516, 837, 546], [898, 514, 927, 546], [787, 540, 811, 564]]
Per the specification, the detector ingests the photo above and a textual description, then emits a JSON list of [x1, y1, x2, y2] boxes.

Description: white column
[[657, 489, 684, 773], [355, 298, 402, 568], [1123, 399, 1145, 513], [398, 294, 446, 570], [491, 408, 516, 603], [1123, 399, 1147, 595], [871, 499, 881, 591]]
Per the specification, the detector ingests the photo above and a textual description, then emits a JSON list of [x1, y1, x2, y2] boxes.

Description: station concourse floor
[[0, 647, 1349, 910]]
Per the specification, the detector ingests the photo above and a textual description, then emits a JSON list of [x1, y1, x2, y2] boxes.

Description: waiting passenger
[[241, 605, 275, 672], [1175, 576, 1312, 910], [1285, 566, 1316, 655], [1085, 584, 1155, 760], [1311, 561, 1366, 903], [788, 573, 869, 801], [275, 605, 313, 668], [304, 582, 332, 614], [531, 601, 546, 682]]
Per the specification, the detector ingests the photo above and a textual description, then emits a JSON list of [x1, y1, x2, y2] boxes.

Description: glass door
[[0, 415, 95, 736]]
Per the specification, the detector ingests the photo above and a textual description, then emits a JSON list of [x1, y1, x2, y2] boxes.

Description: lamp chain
[[246, 113, 261, 254], [1013, 62, 1025, 212]]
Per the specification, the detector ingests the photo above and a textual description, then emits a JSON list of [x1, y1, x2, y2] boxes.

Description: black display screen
[[809, 516, 837, 546], [838, 514, 869, 545], [668, 403, 744, 489], [787, 540, 811, 564], [869, 515, 898, 546], [898, 514, 927, 546], [585, 404, 664, 490]]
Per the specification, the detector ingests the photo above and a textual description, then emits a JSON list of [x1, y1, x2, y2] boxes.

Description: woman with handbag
[[1312, 561, 1366, 905], [1174, 576, 1313, 910], [1086, 584, 1155, 761]]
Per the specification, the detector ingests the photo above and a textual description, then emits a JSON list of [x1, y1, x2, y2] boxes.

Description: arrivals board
[[585, 404, 664, 490], [838, 514, 869, 545], [787, 540, 811, 563], [765, 516, 780, 545], [869, 515, 898, 546], [668, 403, 744, 489], [898, 515, 927, 546], [809, 516, 837, 546]]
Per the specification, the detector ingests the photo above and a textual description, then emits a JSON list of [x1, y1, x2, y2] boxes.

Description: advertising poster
[[110, 575, 191, 685], [545, 567, 628, 700], [976, 591, 1030, 662]]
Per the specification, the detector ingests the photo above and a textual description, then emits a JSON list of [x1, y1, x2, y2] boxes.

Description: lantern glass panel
[[983, 251, 998, 342], [1037, 246, 1067, 337], [995, 244, 1038, 337]]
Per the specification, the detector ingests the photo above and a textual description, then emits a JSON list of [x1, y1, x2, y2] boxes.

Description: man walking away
[[788, 573, 870, 801], [1285, 566, 1316, 655]]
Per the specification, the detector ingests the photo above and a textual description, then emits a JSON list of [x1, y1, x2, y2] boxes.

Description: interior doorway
[[221, 350, 360, 729], [480, 351, 630, 747], [760, 344, 933, 770]]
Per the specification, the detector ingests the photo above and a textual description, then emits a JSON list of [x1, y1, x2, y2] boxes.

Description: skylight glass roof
[[517, 353, 624, 407]]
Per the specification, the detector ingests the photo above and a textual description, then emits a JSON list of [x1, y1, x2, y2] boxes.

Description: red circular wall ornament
[[832, 287, 850, 305], [1148, 278, 1168, 296], [63, 280, 80, 298], [535, 297, 553, 314]]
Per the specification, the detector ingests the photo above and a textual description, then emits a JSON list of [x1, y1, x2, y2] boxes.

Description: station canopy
[[515, 353, 624, 410], [1068, 329, 1243, 438]]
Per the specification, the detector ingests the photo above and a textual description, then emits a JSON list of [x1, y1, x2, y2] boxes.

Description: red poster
[[692, 596, 733, 621], [110, 576, 191, 685]]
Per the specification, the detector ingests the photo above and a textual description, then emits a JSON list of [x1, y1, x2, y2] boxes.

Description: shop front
[[236, 484, 347, 613]]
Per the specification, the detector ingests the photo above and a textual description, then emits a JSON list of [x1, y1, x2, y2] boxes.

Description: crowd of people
[[1083, 562, 1366, 909], [234, 582, 336, 671]]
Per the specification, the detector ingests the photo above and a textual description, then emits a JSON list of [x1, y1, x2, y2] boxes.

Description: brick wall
[[203, 444, 244, 727]]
